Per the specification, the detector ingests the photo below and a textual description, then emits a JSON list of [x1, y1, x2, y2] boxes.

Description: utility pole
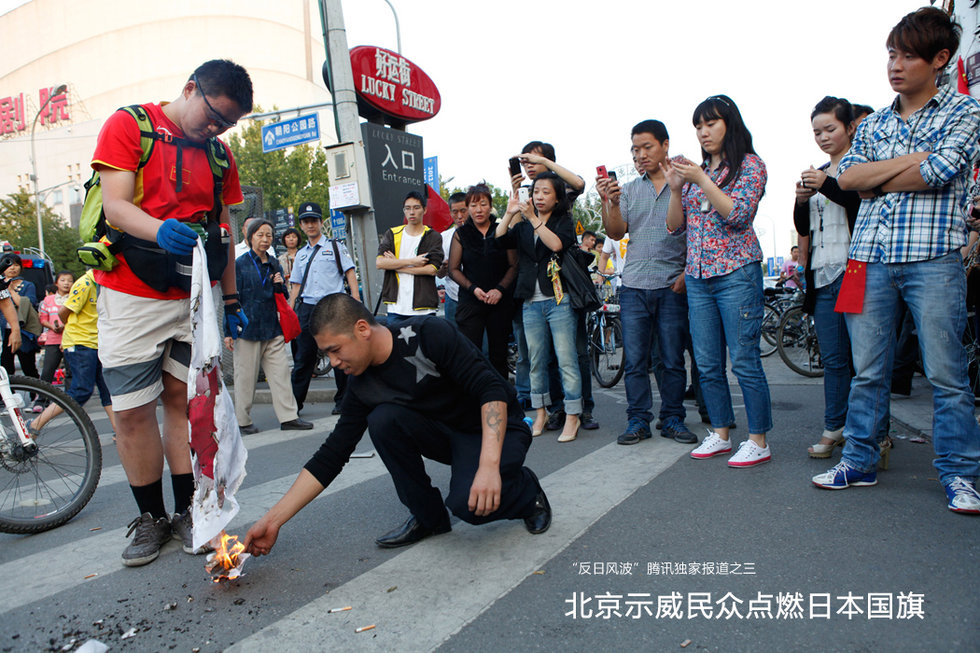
[[31, 83, 68, 256], [319, 0, 381, 310]]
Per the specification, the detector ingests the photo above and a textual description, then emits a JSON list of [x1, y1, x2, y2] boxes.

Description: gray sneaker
[[122, 513, 172, 567], [171, 510, 211, 554]]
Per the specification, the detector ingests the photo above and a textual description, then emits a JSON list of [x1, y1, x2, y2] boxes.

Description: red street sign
[[350, 45, 441, 123]]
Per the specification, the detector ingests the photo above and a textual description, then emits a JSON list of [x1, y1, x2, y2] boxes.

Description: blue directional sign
[[261, 113, 321, 153], [423, 156, 438, 188], [330, 209, 347, 240]]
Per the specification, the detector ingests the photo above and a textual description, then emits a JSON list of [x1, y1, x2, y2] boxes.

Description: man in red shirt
[[92, 59, 253, 566]]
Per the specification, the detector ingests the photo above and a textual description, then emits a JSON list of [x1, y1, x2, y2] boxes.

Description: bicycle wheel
[[506, 340, 518, 377], [313, 351, 332, 377], [760, 303, 779, 358], [591, 316, 625, 388], [0, 376, 102, 534], [776, 307, 824, 378], [964, 310, 980, 399]]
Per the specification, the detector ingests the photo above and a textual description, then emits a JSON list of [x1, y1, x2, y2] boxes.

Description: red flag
[[958, 56, 970, 95], [834, 259, 867, 314], [423, 184, 453, 232]]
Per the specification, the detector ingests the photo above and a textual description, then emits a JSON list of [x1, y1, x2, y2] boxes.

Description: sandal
[[808, 428, 844, 458], [877, 436, 894, 471]]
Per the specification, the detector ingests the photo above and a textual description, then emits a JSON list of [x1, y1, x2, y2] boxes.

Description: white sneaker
[[727, 440, 772, 468], [690, 432, 732, 459]]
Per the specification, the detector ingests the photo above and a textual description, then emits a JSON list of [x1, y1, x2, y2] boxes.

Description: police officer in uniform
[[289, 202, 360, 414]]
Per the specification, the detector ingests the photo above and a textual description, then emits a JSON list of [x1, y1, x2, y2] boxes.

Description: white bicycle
[[0, 368, 101, 533]]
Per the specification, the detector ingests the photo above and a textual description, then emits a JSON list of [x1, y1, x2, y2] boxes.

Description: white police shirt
[[289, 236, 355, 304]]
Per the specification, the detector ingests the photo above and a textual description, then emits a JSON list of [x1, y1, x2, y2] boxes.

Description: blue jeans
[[523, 298, 582, 414], [64, 346, 112, 407], [843, 254, 980, 481], [686, 265, 773, 434], [574, 309, 594, 414], [513, 311, 563, 409], [443, 296, 458, 326], [620, 285, 689, 425], [812, 274, 851, 431]]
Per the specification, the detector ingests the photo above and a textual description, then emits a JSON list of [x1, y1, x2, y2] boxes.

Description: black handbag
[[558, 249, 601, 312]]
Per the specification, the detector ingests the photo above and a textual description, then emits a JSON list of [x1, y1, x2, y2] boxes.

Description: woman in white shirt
[[793, 96, 862, 460]]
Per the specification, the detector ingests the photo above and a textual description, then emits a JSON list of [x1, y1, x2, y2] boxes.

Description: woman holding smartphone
[[496, 171, 581, 442], [664, 94, 772, 467], [793, 96, 862, 459]]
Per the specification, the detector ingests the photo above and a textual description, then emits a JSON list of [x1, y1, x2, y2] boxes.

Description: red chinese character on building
[[0, 94, 27, 136], [38, 86, 70, 126]]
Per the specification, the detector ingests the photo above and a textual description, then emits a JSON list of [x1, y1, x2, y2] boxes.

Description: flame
[[205, 531, 249, 582], [214, 532, 245, 568]]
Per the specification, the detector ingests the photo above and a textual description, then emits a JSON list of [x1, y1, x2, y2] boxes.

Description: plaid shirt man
[[840, 85, 980, 263]]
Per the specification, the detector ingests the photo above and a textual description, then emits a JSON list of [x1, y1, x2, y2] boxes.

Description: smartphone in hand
[[509, 157, 522, 176], [608, 170, 617, 181], [596, 165, 609, 178], [518, 186, 529, 203]]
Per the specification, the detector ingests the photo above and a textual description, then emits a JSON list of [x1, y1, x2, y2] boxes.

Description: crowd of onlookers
[[5, 9, 978, 553]]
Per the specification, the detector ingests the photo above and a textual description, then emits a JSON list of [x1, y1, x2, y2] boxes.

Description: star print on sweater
[[303, 316, 525, 488]]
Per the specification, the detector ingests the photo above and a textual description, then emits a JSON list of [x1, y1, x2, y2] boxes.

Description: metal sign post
[[320, 0, 381, 310]]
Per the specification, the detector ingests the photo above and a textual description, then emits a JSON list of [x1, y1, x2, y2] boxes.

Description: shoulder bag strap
[[296, 244, 322, 303]]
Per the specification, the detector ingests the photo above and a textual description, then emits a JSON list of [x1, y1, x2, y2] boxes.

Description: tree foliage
[[226, 107, 330, 213], [0, 189, 84, 276]]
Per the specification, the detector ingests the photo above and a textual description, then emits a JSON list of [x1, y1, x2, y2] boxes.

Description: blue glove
[[156, 218, 199, 256], [224, 301, 249, 339]]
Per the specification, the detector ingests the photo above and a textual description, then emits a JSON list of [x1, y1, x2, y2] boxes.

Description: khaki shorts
[[97, 287, 192, 411]]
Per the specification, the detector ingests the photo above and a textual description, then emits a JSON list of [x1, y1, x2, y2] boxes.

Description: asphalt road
[[1, 358, 976, 653]]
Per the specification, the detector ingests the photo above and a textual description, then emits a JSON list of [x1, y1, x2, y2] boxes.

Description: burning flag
[[205, 532, 251, 582], [187, 243, 248, 556]]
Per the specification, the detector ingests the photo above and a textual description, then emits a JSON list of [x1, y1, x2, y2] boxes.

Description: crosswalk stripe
[[92, 416, 339, 488], [0, 439, 382, 615], [228, 438, 690, 652]]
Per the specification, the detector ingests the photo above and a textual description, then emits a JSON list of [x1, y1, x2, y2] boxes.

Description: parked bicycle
[[776, 305, 824, 378], [588, 275, 624, 388], [761, 285, 800, 358], [0, 368, 101, 533]]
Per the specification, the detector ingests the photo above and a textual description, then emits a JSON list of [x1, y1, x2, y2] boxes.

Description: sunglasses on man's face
[[193, 74, 236, 130]]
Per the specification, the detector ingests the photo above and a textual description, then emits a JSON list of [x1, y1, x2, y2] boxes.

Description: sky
[[0, 0, 942, 260]]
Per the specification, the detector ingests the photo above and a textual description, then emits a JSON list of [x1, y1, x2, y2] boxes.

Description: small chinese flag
[[957, 56, 970, 95], [834, 259, 867, 314]]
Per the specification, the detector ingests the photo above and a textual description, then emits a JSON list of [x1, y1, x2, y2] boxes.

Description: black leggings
[[0, 330, 38, 378]]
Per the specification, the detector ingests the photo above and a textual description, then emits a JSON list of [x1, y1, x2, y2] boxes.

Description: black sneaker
[[661, 417, 698, 444], [122, 513, 172, 567], [545, 410, 566, 431], [171, 510, 212, 555], [580, 412, 599, 430], [617, 420, 652, 445]]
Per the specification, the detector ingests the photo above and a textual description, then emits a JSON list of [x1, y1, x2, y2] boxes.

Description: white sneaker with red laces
[[727, 440, 771, 468], [690, 432, 732, 459]]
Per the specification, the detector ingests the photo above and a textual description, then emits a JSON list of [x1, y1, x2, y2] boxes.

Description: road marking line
[[0, 442, 381, 614], [90, 415, 339, 488], [228, 438, 689, 652]]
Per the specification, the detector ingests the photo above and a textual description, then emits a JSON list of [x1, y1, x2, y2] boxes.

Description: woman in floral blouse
[[664, 94, 772, 468]]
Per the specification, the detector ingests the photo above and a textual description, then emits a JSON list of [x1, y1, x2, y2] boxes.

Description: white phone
[[518, 186, 529, 203]]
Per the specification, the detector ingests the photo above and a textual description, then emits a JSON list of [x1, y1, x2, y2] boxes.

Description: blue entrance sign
[[261, 113, 321, 153]]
